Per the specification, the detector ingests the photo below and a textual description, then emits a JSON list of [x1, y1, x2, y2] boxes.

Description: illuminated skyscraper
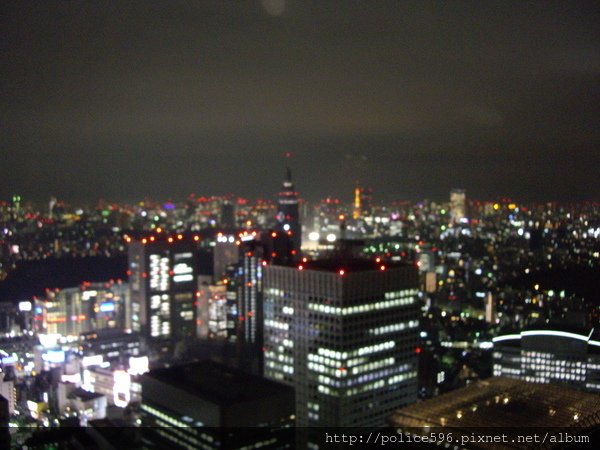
[[127, 238, 197, 346], [276, 168, 301, 258], [263, 258, 420, 428], [450, 188, 467, 223]]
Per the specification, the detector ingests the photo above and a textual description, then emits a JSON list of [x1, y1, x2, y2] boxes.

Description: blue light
[[99, 302, 115, 312]]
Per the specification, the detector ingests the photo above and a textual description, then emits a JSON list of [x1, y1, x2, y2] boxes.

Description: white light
[[522, 330, 591, 342], [61, 373, 81, 384], [173, 263, 193, 275], [173, 274, 194, 283], [283, 224, 290, 231], [308, 231, 320, 241], [18, 301, 32, 311], [82, 355, 104, 367], [128, 356, 149, 376], [492, 334, 521, 343], [38, 334, 61, 348], [113, 370, 131, 408], [326, 233, 336, 242]]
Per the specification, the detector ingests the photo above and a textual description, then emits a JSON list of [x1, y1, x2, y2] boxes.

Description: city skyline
[[2, 1, 599, 203]]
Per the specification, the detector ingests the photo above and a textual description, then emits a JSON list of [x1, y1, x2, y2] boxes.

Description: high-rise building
[[140, 361, 295, 449], [276, 168, 301, 258], [263, 258, 420, 428], [220, 201, 236, 229], [33, 281, 128, 337], [492, 326, 600, 393], [0, 374, 15, 416], [449, 188, 467, 224], [127, 238, 197, 346]]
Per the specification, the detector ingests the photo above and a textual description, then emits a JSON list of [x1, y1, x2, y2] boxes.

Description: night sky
[[2, 1, 599, 204]]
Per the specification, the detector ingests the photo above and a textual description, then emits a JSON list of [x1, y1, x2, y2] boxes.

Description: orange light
[[156, 227, 162, 233], [177, 234, 183, 240], [380, 265, 386, 271], [168, 237, 174, 243], [339, 269, 345, 276], [149, 236, 155, 242], [302, 257, 308, 263], [141, 238, 147, 244], [271, 232, 277, 238], [375, 257, 381, 263], [339, 214, 345, 221], [193, 235, 200, 241], [298, 265, 303, 270]]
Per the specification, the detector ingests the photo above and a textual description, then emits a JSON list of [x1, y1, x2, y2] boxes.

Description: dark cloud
[[1, 0, 599, 204]]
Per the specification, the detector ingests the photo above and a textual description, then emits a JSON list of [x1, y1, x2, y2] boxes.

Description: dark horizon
[[2, 1, 599, 204]]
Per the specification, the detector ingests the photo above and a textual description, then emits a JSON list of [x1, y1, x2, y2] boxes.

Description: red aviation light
[[298, 265, 303, 271], [339, 269, 345, 276], [167, 237, 174, 243], [380, 265, 386, 271]]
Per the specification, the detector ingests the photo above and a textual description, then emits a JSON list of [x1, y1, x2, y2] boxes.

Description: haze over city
[[2, 0, 599, 203]]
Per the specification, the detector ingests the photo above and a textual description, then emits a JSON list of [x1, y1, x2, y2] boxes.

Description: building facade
[[492, 328, 600, 393], [263, 259, 420, 428], [127, 239, 197, 345]]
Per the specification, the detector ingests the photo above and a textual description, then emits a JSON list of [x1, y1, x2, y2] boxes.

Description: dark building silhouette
[[276, 168, 301, 259]]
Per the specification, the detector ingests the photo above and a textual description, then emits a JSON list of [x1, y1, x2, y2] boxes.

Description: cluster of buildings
[[1, 175, 600, 448]]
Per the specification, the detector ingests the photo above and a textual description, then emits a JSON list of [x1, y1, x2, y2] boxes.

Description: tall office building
[[276, 168, 301, 258], [263, 258, 420, 428], [225, 231, 296, 346], [127, 238, 197, 346], [449, 188, 467, 224]]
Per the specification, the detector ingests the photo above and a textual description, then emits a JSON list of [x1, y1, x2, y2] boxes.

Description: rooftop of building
[[390, 377, 600, 429], [287, 256, 413, 274], [69, 387, 105, 402], [143, 360, 293, 406], [493, 322, 600, 353]]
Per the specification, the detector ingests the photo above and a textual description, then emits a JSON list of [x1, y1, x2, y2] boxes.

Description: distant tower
[[450, 189, 467, 224], [276, 168, 301, 257], [220, 200, 235, 229], [353, 186, 361, 219], [485, 292, 496, 324]]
